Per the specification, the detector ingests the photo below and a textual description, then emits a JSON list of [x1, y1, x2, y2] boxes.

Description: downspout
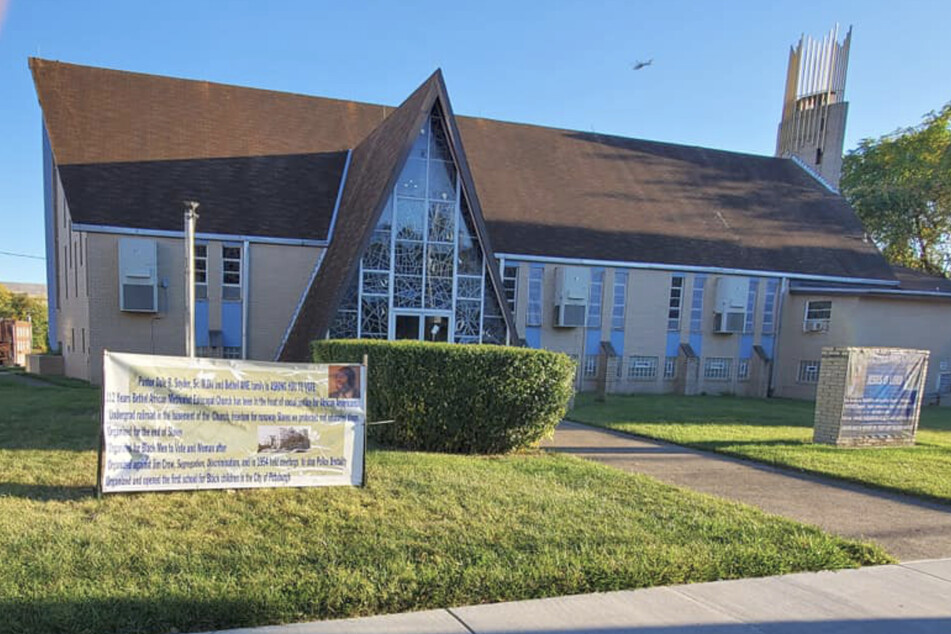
[[242, 239, 249, 359], [768, 277, 790, 397]]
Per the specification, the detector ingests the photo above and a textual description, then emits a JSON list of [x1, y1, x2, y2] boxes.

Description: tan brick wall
[[53, 168, 91, 381], [247, 243, 322, 361], [82, 232, 322, 383], [812, 347, 849, 444]]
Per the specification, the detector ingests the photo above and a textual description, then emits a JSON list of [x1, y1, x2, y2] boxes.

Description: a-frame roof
[[277, 71, 516, 361]]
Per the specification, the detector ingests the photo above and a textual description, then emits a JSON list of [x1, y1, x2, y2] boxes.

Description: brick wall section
[[812, 347, 849, 444]]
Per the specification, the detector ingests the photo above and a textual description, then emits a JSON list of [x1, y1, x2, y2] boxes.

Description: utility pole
[[184, 201, 200, 358]]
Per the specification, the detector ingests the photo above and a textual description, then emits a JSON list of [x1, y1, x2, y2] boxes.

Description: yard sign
[[99, 351, 365, 493]]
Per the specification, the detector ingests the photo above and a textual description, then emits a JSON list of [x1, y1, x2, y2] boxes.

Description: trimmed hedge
[[312, 339, 575, 454]]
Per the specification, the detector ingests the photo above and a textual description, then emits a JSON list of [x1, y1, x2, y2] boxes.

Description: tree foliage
[[0, 283, 48, 352], [841, 103, 951, 275]]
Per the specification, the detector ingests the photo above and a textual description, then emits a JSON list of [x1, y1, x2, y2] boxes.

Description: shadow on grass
[[4, 596, 951, 634], [0, 482, 96, 501], [0, 596, 287, 634]]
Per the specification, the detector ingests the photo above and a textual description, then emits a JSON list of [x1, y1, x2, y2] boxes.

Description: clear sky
[[1, 0, 949, 283]]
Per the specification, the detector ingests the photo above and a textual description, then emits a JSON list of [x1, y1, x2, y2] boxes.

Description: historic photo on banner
[[100, 351, 365, 493]]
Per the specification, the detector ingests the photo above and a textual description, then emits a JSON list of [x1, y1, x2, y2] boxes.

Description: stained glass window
[[328, 109, 507, 345]]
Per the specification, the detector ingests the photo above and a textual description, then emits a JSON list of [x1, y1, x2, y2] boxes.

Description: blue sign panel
[[840, 349, 928, 441]]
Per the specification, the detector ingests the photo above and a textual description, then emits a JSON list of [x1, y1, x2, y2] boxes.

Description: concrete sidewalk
[[543, 421, 951, 562], [209, 559, 951, 633]]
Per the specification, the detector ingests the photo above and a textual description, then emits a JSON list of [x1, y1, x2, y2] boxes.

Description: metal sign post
[[183, 201, 200, 358]]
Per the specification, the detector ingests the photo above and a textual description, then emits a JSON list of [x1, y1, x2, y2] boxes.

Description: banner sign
[[840, 348, 928, 440], [100, 351, 365, 493]]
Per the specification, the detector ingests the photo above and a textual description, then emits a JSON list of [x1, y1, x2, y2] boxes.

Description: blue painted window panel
[[195, 300, 210, 347], [611, 270, 627, 330], [221, 301, 243, 348], [666, 331, 681, 357], [760, 334, 776, 359], [690, 275, 706, 333], [525, 326, 541, 349], [587, 268, 604, 328], [689, 332, 703, 358], [585, 328, 601, 354], [610, 330, 624, 359], [739, 334, 754, 359], [745, 279, 758, 333], [667, 275, 685, 331]]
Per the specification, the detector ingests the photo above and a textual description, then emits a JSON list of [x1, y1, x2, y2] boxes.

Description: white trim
[[273, 249, 327, 361], [790, 286, 951, 299], [73, 223, 327, 247], [326, 149, 352, 243], [788, 154, 839, 194], [241, 239, 249, 360], [493, 252, 899, 288]]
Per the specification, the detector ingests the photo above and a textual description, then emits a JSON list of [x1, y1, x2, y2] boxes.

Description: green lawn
[[570, 392, 951, 503], [0, 380, 889, 634]]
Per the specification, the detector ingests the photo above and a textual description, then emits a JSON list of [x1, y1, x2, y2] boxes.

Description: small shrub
[[312, 339, 575, 454]]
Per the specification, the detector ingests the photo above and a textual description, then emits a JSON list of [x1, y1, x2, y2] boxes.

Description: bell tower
[[776, 25, 852, 189]]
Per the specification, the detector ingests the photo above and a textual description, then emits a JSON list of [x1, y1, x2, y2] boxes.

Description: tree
[[840, 103, 951, 276], [0, 284, 48, 352]]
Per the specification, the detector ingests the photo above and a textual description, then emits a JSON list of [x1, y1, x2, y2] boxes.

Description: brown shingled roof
[[31, 58, 897, 286]]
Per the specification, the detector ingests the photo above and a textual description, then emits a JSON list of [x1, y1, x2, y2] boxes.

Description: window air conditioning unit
[[712, 276, 747, 334], [118, 237, 158, 313], [804, 319, 829, 333], [713, 311, 746, 334], [553, 266, 588, 328]]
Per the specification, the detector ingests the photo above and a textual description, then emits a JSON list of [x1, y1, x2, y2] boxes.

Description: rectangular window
[[704, 357, 732, 381], [667, 275, 684, 331], [502, 264, 518, 315], [798, 360, 821, 383], [195, 244, 208, 300], [804, 300, 832, 331], [690, 276, 706, 333], [745, 279, 758, 333], [762, 279, 779, 334], [527, 266, 543, 326], [628, 355, 658, 380], [737, 358, 750, 381], [583, 354, 599, 378], [222, 245, 241, 300], [664, 356, 677, 379], [612, 271, 628, 330], [223, 346, 242, 360], [587, 269, 604, 328], [938, 372, 951, 394]]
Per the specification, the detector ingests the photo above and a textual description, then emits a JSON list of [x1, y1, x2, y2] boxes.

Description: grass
[[570, 392, 951, 503], [0, 381, 890, 634]]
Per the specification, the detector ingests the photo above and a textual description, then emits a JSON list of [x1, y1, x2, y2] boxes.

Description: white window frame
[[664, 356, 677, 380], [612, 271, 628, 331], [587, 269, 604, 328], [628, 355, 658, 380], [703, 357, 732, 381], [502, 264, 518, 316], [737, 358, 750, 381], [527, 266, 543, 326], [797, 360, 821, 383], [222, 244, 242, 300], [804, 300, 832, 332], [583, 354, 599, 378], [194, 243, 208, 300], [667, 275, 684, 331]]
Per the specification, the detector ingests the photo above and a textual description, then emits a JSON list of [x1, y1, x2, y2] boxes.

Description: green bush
[[312, 339, 575, 454]]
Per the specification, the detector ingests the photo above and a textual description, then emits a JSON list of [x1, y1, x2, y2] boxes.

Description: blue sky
[[1, 0, 949, 283]]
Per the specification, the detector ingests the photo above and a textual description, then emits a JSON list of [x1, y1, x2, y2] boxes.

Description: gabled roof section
[[278, 71, 442, 360], [58, 152, 346, 241], [278, 71, 517, 360], [29, 57, 383, 164]]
